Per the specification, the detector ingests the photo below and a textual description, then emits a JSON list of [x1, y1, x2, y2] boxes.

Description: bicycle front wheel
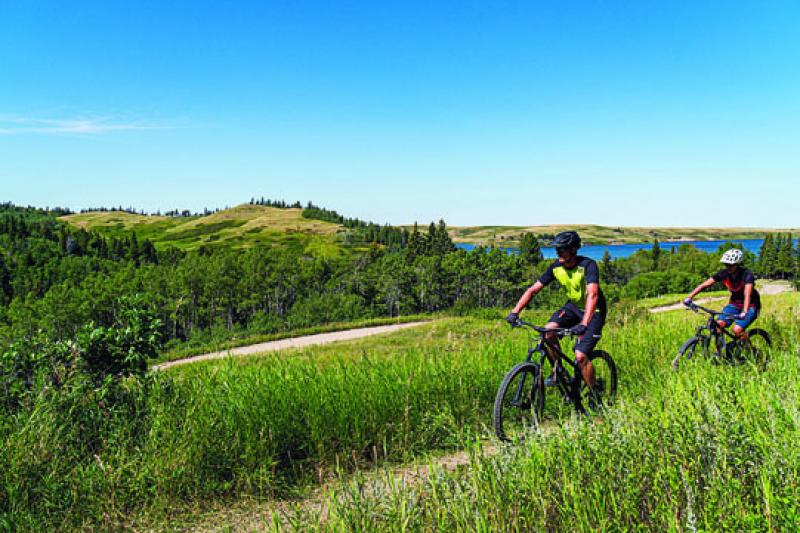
[[493, 362, 544, 442], [672, 335, 712, 370]]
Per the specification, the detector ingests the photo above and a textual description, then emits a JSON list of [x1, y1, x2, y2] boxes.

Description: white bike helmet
[[720, 248, 744, 265]]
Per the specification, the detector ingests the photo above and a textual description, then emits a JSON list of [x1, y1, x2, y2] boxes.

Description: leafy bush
[[0, 297, 162, 415], [621, 270, 698, 300]]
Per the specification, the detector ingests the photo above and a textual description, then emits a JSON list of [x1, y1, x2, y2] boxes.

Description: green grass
[[2, 295, 798, 530], [284, 293, 800, 531]]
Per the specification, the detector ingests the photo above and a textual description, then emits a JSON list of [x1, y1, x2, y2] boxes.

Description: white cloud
[[0, 115, 173, 135]]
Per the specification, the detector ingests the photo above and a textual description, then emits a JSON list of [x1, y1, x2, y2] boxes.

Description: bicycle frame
[[512, 320, 587, 404], [686, 303, 742, 356]]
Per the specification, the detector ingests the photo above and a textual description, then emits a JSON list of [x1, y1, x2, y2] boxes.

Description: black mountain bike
[[671, 302, 772, 371], [493, 319, 617, 442]]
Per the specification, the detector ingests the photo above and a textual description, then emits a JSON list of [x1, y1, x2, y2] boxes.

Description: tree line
[[3, 202, 799, 357]]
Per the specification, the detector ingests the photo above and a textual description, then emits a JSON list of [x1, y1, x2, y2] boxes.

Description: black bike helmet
[[552, 231, 581, 250]]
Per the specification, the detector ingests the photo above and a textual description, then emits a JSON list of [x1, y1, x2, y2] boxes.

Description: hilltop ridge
[[61, 204, 342, 250]]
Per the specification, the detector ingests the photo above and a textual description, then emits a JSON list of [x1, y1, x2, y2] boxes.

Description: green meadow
[[2, 293, 797, 530]]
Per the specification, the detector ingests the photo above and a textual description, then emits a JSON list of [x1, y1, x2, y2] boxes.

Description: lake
[[455, 238, 796, 260]]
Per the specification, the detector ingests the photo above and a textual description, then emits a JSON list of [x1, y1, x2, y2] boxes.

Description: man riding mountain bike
[[506, 231, 606, 407], [684, 248, 761, 340]]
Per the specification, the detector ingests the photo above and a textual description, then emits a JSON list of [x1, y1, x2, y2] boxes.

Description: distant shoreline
[[441, 224, 798, 247], [455, 236, 798, 260]]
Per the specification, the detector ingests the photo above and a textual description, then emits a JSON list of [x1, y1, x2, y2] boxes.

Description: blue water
[[456, 238, 796, 260]]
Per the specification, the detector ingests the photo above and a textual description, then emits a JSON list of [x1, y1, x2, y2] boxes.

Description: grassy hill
[[444, 223, 800, 246], [60, 204, 344, 251]]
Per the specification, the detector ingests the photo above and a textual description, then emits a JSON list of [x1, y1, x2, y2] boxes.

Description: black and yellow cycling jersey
[[537, 256, 606, 314]]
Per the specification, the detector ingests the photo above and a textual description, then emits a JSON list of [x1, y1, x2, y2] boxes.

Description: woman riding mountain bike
[[506, 231, 607, 410], [683, 248, 761, 341]]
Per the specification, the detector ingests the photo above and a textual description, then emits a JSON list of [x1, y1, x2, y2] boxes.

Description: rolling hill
[[60, 204, 344, 251]]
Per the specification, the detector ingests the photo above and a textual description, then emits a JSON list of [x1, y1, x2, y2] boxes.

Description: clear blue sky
[[1, 1, 799, 227]]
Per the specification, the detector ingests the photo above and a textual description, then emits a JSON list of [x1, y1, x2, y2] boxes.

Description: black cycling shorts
[[548, 305, 605, 355]]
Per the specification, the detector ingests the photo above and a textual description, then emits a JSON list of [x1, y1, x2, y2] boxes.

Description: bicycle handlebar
[[684, 302, 739, 320], [511, 319, 601, 339]]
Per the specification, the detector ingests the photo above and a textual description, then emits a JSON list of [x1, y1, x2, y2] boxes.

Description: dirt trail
[[648, 280, 794, 314], [154, 322, 429, 370], [170, 443, 502, 531]]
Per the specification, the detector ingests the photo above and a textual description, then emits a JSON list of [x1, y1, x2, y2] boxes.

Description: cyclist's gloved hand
[[737, 311, 747, 320], [683, 297, 693, 306], [570, 324, 587, 337], [506, 311, 520, 327]]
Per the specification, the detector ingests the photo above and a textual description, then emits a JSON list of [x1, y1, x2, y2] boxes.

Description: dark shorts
[[548, 305, 605, 355]]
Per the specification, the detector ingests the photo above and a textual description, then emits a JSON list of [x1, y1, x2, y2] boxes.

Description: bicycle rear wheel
[[493, 362, 544, 441], [577, 350, 617, 412]]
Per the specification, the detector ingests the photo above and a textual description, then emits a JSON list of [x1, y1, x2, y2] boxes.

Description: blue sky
[[1, 1, 799, 227]]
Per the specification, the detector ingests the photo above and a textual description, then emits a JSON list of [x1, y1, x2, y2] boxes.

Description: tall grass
[[1, 296, 797, 530], [0, 316, 542, 529], [298, 294, 800, 531]]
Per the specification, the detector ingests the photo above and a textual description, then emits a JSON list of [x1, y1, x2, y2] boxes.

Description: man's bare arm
[[582, 283, 599, 326], [512, 281, 544, 314]]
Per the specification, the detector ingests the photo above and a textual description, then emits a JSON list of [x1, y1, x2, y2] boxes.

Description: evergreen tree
[[128, 233, 140, 262], [58, 228, 68, 253], [0, 255, 10, 304], [406, 223, 425, 261], [758, 233, 775, 277], [141, 240, 158, 264], [430, 219, 456, 255], [776, 233, 794, 279], [652, 238, 661, 269], [518, 233, 543, 266]]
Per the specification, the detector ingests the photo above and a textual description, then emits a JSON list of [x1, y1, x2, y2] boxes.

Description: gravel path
[[153, 322, 429, 370]]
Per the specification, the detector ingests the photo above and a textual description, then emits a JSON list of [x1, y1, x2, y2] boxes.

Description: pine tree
[[758, 233, 775, 277], [518, 233, 543, 266], [652, 238, 662, 270], [776, 233, 794, 279], [0, 255, 10, 305], [141, 240, 158, 264], [430, 219, 456, 255], [129, 233, 140, 262], [599, 250, 617, 283], [427, 222, 437, 255], [405, 223, 422, 261]]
